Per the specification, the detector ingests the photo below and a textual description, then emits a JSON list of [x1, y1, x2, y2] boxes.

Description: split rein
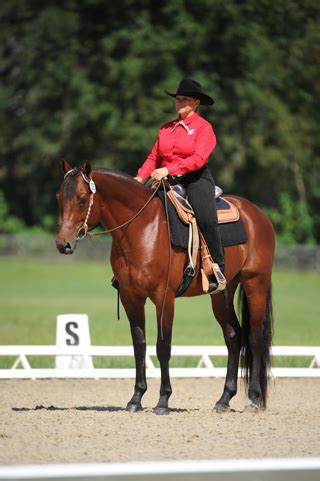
[[63, 169, 163, 240], [64, 168, 171, 339], [87, 179, 162, 238]]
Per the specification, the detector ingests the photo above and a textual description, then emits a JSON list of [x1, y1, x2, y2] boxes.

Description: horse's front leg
[[154, 292, 175, 415], [120, 291, 147, 412]]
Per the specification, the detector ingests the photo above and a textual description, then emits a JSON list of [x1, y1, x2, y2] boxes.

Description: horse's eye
[[78, 197, 86, 207]]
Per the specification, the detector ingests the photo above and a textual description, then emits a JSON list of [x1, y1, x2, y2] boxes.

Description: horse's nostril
[[56, 239, 73, 254], [64, 241, 73, 254]]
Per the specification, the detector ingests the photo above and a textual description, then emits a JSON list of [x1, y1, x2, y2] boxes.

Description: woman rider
[[134, 78, 226, 293]]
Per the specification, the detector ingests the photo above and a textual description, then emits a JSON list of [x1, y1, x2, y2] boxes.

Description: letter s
[[65, 321, 80, 346]]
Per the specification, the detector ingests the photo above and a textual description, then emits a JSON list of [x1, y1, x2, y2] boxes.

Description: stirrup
[[209, 264, 227, 295]]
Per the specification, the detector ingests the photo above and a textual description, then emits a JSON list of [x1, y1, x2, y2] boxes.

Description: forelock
[[62, 167, 82, 199]]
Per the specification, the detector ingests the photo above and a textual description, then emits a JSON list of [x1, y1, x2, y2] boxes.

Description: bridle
[[64, 168, 96, 240]]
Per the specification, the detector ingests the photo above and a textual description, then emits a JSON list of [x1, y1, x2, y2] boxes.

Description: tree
[[0, 0, 319, 242]]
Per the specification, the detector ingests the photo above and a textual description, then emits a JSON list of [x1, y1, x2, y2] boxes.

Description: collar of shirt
[[170, 112, 200, 134]]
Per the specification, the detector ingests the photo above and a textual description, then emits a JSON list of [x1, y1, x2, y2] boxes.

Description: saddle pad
[[157, 192, 247, 248]]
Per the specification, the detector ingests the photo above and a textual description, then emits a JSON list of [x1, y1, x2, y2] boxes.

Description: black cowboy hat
[[165, 78, 214, 106]]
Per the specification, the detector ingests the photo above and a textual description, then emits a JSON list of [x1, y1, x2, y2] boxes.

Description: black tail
[[238, 285, 274, 408]]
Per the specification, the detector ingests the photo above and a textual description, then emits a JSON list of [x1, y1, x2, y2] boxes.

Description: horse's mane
[[93, 167, 151, 192], [93, 167, 138, 182], [62, 166, 150, 199]]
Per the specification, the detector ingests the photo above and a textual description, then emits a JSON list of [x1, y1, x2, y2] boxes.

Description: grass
[[0, 258, 319, 367]]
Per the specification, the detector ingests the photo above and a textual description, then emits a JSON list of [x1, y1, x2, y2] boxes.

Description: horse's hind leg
[[154, 292, 175, 415], [120, 292, 148, 412], [241, 275, 273, 410], [211, 278, 241, 412]]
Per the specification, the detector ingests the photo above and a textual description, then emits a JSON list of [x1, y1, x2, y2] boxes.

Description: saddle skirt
[[216, 197, 240, 224]]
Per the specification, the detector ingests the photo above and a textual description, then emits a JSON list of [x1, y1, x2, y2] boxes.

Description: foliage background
[[0, 0, 319, 243]]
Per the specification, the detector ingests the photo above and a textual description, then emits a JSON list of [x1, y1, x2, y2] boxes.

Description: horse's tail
[[238, 284, 274, 408]]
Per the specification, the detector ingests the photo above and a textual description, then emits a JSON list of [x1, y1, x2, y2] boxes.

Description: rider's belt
[[168, 174, 184, 181]]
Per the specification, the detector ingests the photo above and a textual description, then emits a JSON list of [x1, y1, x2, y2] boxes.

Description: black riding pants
[[178, 166, 225, 272]]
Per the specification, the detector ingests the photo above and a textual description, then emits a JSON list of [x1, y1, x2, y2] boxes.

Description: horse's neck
[[94, 170, 157, 234]]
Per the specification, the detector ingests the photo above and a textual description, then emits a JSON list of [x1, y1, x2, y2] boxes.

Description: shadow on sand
[[12, 405, 197, 413]]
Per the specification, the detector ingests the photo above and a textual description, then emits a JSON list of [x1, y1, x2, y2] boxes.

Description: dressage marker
[[56, 314, 93, 369]]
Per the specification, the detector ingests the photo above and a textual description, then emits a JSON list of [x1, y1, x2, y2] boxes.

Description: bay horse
[[56, 159, 275, 415]]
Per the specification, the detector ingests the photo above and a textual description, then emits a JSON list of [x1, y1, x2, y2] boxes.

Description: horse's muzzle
[[56, 239, 76, 255]]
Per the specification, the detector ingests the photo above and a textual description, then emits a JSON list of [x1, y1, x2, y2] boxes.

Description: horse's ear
[[61, 159, 72, 175], [83, 160, 92, 179]]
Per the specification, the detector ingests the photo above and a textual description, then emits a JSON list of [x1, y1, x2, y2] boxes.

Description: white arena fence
[[0, 345, 319, 379], [0, 458, 320, 481]]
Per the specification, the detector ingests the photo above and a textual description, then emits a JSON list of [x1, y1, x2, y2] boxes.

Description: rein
[[64, 168, 162, 240], [159, 180, 172, 340], [86, 178, 162, 238], [64, 168, 171, 340]]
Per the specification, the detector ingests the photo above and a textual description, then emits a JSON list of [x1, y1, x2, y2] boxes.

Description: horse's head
[[56, 159, 96, 254]]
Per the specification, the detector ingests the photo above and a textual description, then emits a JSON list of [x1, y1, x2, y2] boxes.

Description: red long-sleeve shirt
[[137, 112, 216, 180]]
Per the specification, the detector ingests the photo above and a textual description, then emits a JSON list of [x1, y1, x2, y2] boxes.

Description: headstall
[[64, 168, 96, 240]]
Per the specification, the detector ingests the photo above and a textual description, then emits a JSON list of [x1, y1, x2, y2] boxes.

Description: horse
[[56, 159, 275, 415]]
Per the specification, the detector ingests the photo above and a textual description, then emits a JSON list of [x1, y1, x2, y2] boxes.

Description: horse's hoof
[[244, 400, 259, 412], [214, 402, 230, 413], [126, 402, 143, 413], [153, 406, 170, 415]]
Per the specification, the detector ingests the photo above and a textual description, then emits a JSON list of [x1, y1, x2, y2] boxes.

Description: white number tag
[[89, 180, 96, 194]]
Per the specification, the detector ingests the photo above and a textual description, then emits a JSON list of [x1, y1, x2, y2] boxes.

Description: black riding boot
[[180, 166, 226, 292], [181, 169, 225, 270]]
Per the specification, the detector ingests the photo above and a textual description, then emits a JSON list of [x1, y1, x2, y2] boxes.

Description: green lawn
[[0, 258, 319, 367]]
